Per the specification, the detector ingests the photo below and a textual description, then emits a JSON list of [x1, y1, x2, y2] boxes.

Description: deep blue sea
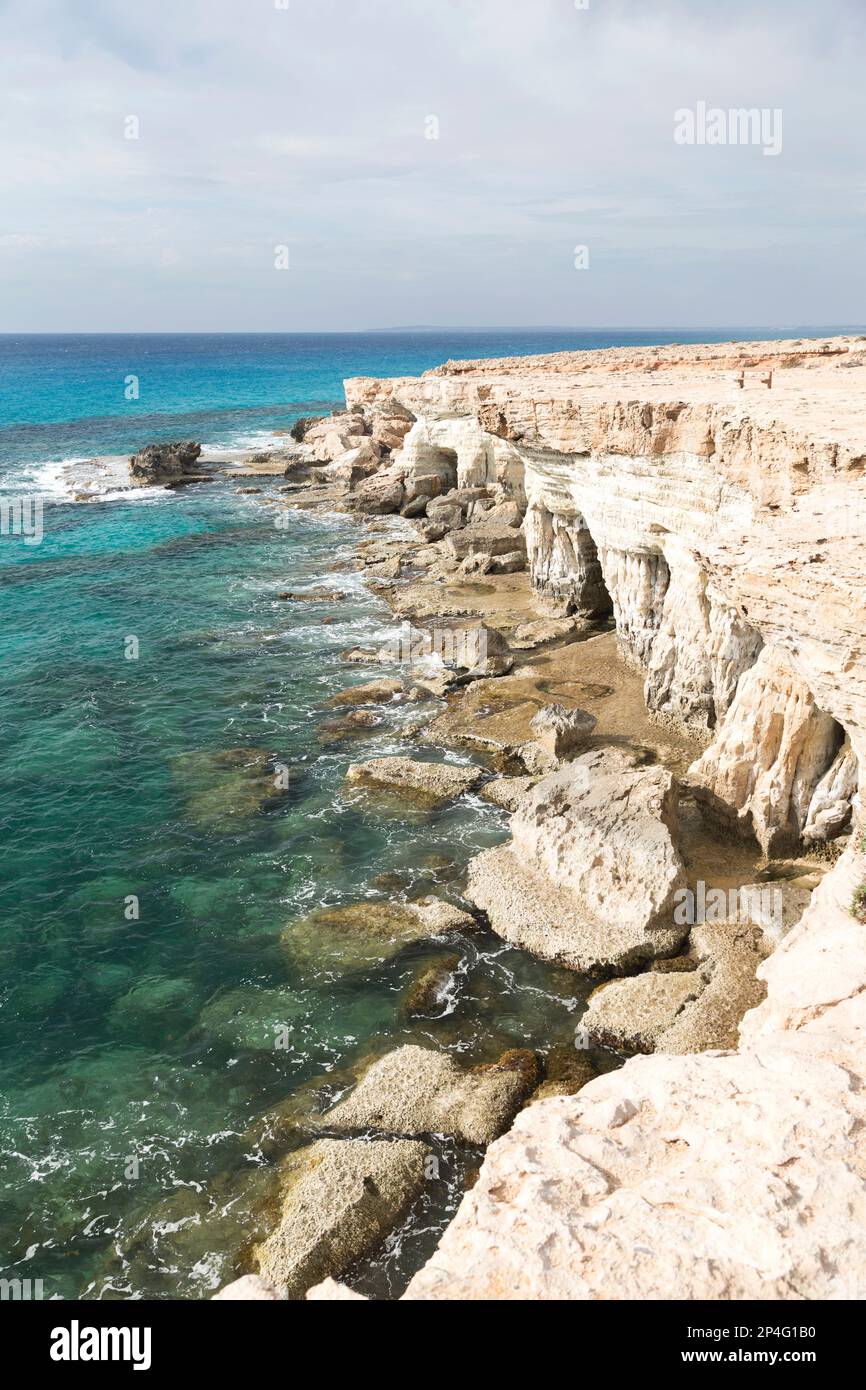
[[0, 328, 838, 1299]]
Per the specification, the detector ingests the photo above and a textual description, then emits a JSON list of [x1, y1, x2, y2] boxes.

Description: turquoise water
[[0, 329, 836, 1300]]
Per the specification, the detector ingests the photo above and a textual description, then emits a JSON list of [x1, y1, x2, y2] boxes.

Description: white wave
[[4, 454, 174, 505]]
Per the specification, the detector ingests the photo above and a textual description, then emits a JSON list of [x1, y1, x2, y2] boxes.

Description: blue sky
[[1, 0, 864, 331]]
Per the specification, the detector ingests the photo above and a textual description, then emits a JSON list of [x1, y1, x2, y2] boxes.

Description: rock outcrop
[[327, 336, 866, 1301], [467, 750, 687, 974], [128, 440, 204, 486]]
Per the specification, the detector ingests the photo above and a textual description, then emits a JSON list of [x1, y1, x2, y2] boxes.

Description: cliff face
[[344, 336, 866, 1300], [347, 336, 866, 853]]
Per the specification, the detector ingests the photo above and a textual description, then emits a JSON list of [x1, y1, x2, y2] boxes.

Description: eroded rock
[[256, 1138, 427, 1298], [318, 1045, 540, 1145], [467, 750, 687, 973], [344, 756, 484, 807]]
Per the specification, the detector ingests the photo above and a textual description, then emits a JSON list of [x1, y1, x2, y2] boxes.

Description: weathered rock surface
[[467, 750, 687, 973], [328, 677, 403, 707], [318, 1045, 540, 1145], [344, 756, 484, 806], [346, 335, 866, 846], [129, 439, 203, 486], [256, 1138, 427, 1298], [689, 646, 843, 855], [402, 839, 866, 1301], [529, 704, 597, 761], [478, 775, 537, 812]]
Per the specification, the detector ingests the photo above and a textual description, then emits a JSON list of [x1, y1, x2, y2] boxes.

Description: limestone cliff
[[341, 336, 866, 1300]]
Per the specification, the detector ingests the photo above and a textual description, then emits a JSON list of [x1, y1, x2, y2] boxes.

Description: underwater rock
[[316, 709, 380, 745], [283, 897, 476, 977], [198, 985, 309, 1051], [401, 953, 462, 1018], [170, 746, 291, 827]]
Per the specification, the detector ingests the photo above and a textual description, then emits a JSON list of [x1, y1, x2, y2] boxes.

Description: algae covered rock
[[344, 756, 484, 807], [283, 896, 476, 976]]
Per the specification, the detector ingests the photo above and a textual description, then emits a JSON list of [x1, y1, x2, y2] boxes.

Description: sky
[[1, 0, 865, 332]]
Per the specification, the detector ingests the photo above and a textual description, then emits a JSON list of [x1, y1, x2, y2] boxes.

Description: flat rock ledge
[[316, 1043, 540, 1146], [344, 756, 484, 807], [581, 922, 768, 1054], [402, 843, 866, 1301], [256, 1137, 427, 1299], [466, 749, 688, 973]]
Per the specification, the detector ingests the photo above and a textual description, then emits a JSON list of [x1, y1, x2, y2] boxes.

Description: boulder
[[128, 440, 203, 486], [368, 404, 415, 454], [256, 1138, 427, 1298], [353, 470, 406, 515], [319, 1045, 541, 1145], [445, 524, 527, 563], [529, 705, 597, 760], [344, 756, 484, 807], [466, 750, 688, 973], [581, 971, 704, 1054], [401, 953, 462, 1018]]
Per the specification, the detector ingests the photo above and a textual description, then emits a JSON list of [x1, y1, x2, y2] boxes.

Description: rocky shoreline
[[138, 334, 863, 1302]]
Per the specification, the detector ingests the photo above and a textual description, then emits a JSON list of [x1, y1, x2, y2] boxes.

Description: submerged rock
[[198, 985, 308, 1051], [401, 953, 462, 1018], [316, 709, 380, 745], [466, 749, 688, 973], [344, 756, 484, 807], [170, 746, 291, 827], [283, 897, 476, 976], [256, 1137, 427, 1298], [318, 1044, 540, 1145]]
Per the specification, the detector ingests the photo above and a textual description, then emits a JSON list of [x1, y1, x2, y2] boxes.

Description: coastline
[[206, 333, 866, 1300], [6, 332, 864, 1301]]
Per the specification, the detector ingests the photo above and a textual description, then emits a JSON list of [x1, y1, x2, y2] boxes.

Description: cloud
[[0, 0, 864, 329]]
